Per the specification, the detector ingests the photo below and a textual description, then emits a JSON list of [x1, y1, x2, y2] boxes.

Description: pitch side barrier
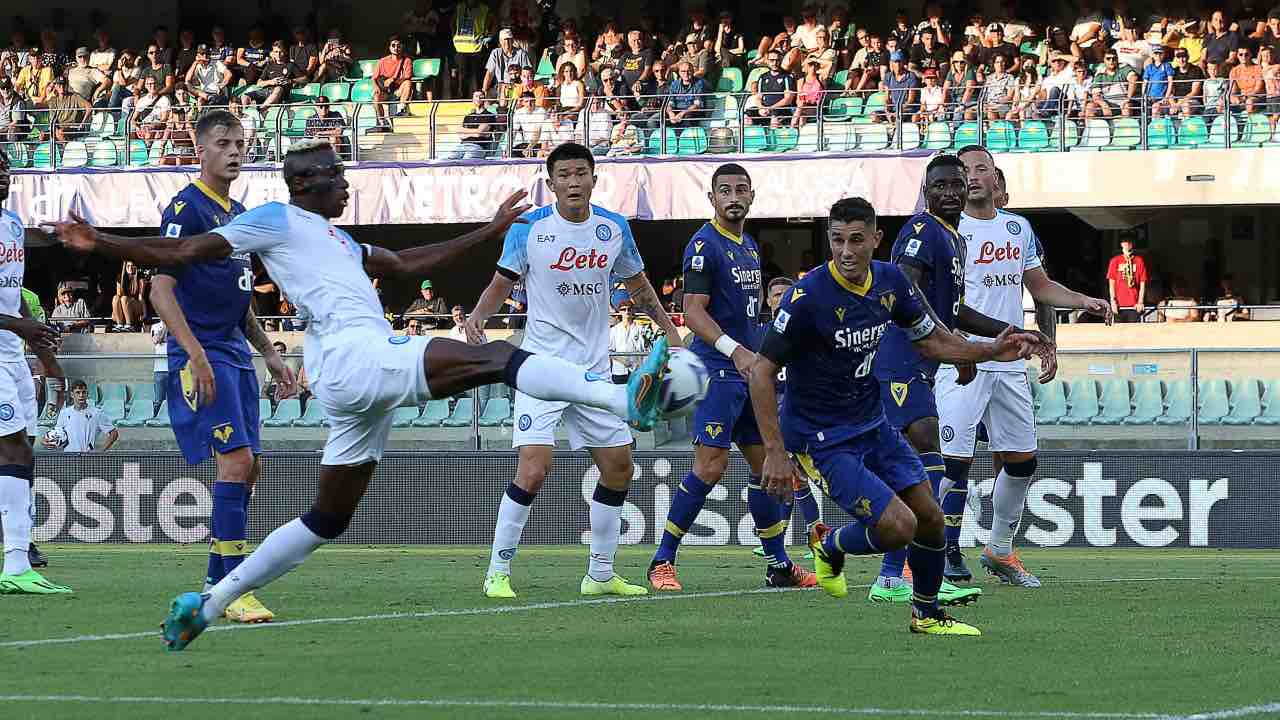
[[27, 450, 1274, 549]]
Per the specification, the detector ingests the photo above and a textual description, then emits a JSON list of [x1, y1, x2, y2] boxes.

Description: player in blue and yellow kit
[[648, 164, 816, 591], [153, 111, 295, 623], [748, 197, 1037, 635]]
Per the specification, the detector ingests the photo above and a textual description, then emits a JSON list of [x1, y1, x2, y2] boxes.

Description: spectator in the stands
[[555, 35, 587, 78], [1157, 278, 1200, 322], [130, 75, 171, 142], [1203, 11, 1238, 78], [317, 29, 354, 83], [174, 29, 199, 80], [41, 79, 90, 143], [510, 90, 547, 157], [679, 32, 717, 83], [1174, 18, 1205, 67], [753, 16, 798, 68], [208, 26, 236, 69], [918, 68, 946, 120], [1090, 49, 1138, 117], [679, 9, 712, 48], [943, 51, 981, 121], [1071, 0, 1107, 61], [890, 10, 917, 50], [147, 25, 174, 68], [608, 304, 646, 379], [111, 261, 147, 332], [137, 43, 176, 100], [1106, 233, 1148, 323], [244, 42, 305, 111], [67, 47, 110, 106], [47, 380, 119, 452], [151, 321, 168, 412], [909, 28, 949, 73], [746, 50, 794, 127], [51, 284, 92, 333], [15, 51, 54, 104], [715, 12, 746, 69], [1261, 47, 1280, 132], [290, 27, 320, 81], [186, 44, 232, 109], [1139, 45, 1175, 115], [804, 28, 836, 84], [371, 35, 414, 129], [89, 28, 117, 76], [620, 30, 654, 88], [980, 24, 1019, 72], [1110, 17, 1150, 71], [553, 60, 585, 113], [506, 65, 550, 109], [1063, 60, 1093, 120], [1229, 46, 1265, 113], [1170, 48, 1206, 117], [483, 28, 531, 97], [405, 279, 450, 328], [982, 54, 1017, 119], [449, 91, 498, 159], [599, 65, 630, 113], [236, 26, 270, 86], [793, 6, 826, 52], [876, 51, 919, 125], [607, 112, 643, 155], [304, 95, 350, 158], [1210, 274, 1249, 322], [409, 317, 429, 336], [107, 48, 142, 112], [666, 60, 707, 128], [0, 80, 24, 143], [630, 63, 666, 131], [792, 59, 825, 128], [1038, 25, 1077, 66]]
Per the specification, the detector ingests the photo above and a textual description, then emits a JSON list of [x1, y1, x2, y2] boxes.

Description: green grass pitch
[[1, 545, 1277, 720]]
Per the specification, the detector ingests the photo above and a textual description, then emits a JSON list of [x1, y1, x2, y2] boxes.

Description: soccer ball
[[658, 348, 710, 418], [43, 428, 68, 449]]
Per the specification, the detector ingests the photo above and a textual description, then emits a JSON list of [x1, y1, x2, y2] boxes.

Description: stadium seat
[[478, 398, 511, 427], [1207, 115, 1240, 146], [1197, 379, 1229, 424], [1146, 116, 1174, 148], [1156, 379, 1193, 425], [716, 67, 743, 92], [951, 121, 979, 149], [90, 139, 120, 167], [391, 405, 422, 428], [31, 142, 58, 169], [1, 143, 29, 168], [357, 59, 379, 78], [258, 399, 275, 425], [99, 383, 129, 420], [1104, 118, 1140, 150], [1034, 379, 1068, 424], [1256, 379, 1280, 425], [676, 126, 708, 154], [1078, 118, 1111, 149], [1175, 116, 1209, 147], [862, 91, 887, 118], [1124, 379, 1165, 424], [351, 79, 374, 102], [796, 122, 823, 152], [985, 120, 1016, 152], [897, 122, 921, 149], [1221, 378, 1262, 425], [413, 399, 451, 427], [535, 54, 555, 81], [144, 401, 170, 427], [646, 128, 677, 154], [743, 125, 771, 152], [296, 83, 322, 99], [855, 122, 890, 150], [1059, 378, 1099, 425], [443, 397, 475, 427], [746, 67, 768, 92], [264, 398, 302, 427], [747, 49, 759, 62], [923, 121, 951, 149], [148, 141, 170, 165], [1050, 118, 1081, 149], [772, 126, 799, 151], [412, 58, 441, 80], [823, 123, 857, 151], [1016, 121, 1050, 151], [1093, 378, 1132, 425], [58, 141, 87, 167], [116, 386, 157, 427], [293, 399, 327, 427], [1239, 113, 1272, 146], [127, 139, 149, 166], [824, 95, 861, 121], [321, 81, 351, 102], [287, 107, 317, 136]]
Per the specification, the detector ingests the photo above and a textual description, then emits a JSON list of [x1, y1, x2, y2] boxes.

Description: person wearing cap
[[317, 28, 354, 83], [875, 49, 919, 125], [941, 49, 980, 121], [483, 28, 532, 97], [1168, 46, 1206, 118], [1141, 45, 1175, 111], [305, 95, 350, 156], [714, 11, 747, 68], [404, 280, 450, 328], [50, 284, 93, 334], [679, 31, 717, 83], [290, 27, 320, 82], [449, 90, 498, 159], [185, 44, 232, 109], [1035, 52, 1074, 117], [1089, 48, 1139, 117], [918, 66, 945, 119], [67, 47, 111, 106], [979, 24, 1019, 72], [0, 78, 25, 143]]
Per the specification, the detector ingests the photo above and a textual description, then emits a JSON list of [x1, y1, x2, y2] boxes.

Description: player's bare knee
[[215, 448, 255, 483], [904, 417, 941, 454], [692, 446, 729, 484], [595, 454, 634, 491], [912, 499, 945, 539], [515, 456, 551, 494], [875, 501, 917, 551]]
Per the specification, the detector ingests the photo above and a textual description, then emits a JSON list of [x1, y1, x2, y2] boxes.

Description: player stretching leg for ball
[[748, 197, 1038, 635], [153, 111, 296, 622], [0, 147, 71, 595], [648, 164, 816, 591], [51, 139, 674, 650], [472, 143, 682, 600], [939, 147, 1110, 587]]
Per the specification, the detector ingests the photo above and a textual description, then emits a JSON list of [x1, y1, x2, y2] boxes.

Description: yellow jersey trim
[[710, 218, 744, 245], [193, 179, 233, 213], [827, 261, 873, 297]]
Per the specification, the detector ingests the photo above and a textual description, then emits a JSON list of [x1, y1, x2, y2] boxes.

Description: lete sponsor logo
[[549, 247, 610, 271], [973, 240, 1022, 265]]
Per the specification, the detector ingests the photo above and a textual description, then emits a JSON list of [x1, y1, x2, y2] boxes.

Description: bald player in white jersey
[[51, 139, 675, 650], [936, 146, 1111, 588], [0, 147, 72, 595], [469, 142, 682, 599]]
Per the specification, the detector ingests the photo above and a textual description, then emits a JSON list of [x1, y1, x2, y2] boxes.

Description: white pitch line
[[1170, 703, 1280, 720], [0, 694, 1174, 718]]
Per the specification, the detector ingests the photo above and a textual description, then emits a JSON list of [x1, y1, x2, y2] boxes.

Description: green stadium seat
[[1, 143, 29, 168], [1175, 116, 1209, 147], [1239, 113, 1272, 146], [535, 54, 555, 81], [897, 122, 921, 149], [747, 49, 759, 62], [99, 383, 129, 420], [1050, 118, 1080, 149], [1059, 378, 1099, 425], [297, 82, 322, 99], [413, 399, 451, 427], [287, 107, 317, 136], [822, 95, 860, 121], [144, 401, 171, 427], [646, 128, 677, 154], [391, 405, 422, 428], [854, 122, 889, 150], [949, 121, 978, 149], [823, 123, 856, 151], [1221, 378, 1262, 425], [676, 126, 708, 154], [89, 139, 120, 167], [1146, 116, 1174, 148], [264, 399, 302, 427], [412, 58, 441, 80], [1034, 380, 1068, 424], [1094, 378, 1132, 425], [148, 140, 170, 165], [1124, 379, 1165, 424], [862, 91, 886, 117], [258, 399, 275, 425], [357, 59, 379, 78], [743, 125, 771, 152], [1256, 380, 1280, 425], [923, 121, 951, 149], [1078, 118, 1111, 149], [1197, 379, 1229, 424], [716, 67, 743, 92], [985, 120, 1016, 152], [832, 69, 849, 89], [293, 399, 327, 427], [1207, 115, 1239, 146], [1156, 379, 1193, 425], [478, 398, 511, 427], [796, 122, 823, 151], [1105, 118, 1140, 149], [1016, 120, 1050, 151], [128, 139, 149, 165], [61, 141, 89, 167], [746, 66, 768, 91], [772, 126, 799, 151], [351, 79, 374, 102], [320, 81, 351, 102], [32, 142, 58, 169], [443, 397, 475, 427]]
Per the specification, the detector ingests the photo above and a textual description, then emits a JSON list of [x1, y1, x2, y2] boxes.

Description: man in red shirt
[[371, 35, 414, 131], [1106, 233, 1149, 322]]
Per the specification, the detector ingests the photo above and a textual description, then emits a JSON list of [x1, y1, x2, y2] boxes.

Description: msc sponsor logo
[[974, 240, 1022, 265], [549, 247, 609, 271], [0, 276, 23, 288], [982, 273, 1022, 288], [594, 224, 612, 241], [556, 281, 605, 297]]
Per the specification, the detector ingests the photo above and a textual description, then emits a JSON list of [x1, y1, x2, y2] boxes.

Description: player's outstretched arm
[[1024, 267, 1113, 324], [621, 272, 683, 347], [915, 324, 1038, 365], [463, 271, 516, 344], [149, 275, 218, 407], [48, 213, 232, 267], [362, 191, 531, 279], [746, 353, 793, 503]]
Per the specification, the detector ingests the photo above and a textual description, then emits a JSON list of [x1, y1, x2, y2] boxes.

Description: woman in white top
[[1010, 66, 1042, 120], [579, 96, 613, 154], [919, 68, 945, 120], [555, 61, 585, 113]]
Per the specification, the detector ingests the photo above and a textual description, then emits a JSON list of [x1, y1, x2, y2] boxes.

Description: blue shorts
[[693, 379, 763, 449], [793, 422, 926, 525], [879, 373, 938, 431], [168, 361, 262, 465]]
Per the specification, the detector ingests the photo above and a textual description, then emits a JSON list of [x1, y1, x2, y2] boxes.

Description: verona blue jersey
[[682, 220, 763, 380], [157, 181, 252, 370], [760, 261, 935, 452], [873, 212, 965, 380]]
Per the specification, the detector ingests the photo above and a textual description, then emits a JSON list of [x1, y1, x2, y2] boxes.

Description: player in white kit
[[470, 142, 682, 599], [937, 146, 1110, 587], [51, 139, 675, 650], [0, 147, 72, 595]]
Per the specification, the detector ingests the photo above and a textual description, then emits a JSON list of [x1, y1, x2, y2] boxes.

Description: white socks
[[988, 466, 1033, 556], [515, 355, 629, 418], [202, 518, 325, 622], [588, 499, 622, 582], [488, 492, 533, 576], [1, 475, 33, 576]]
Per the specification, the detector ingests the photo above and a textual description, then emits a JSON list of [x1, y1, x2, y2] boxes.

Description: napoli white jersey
[[958, 209, 1043, 372], [212, 202, 390, 382], [0, 209, 26, 360], [498, 203, 644, 373]]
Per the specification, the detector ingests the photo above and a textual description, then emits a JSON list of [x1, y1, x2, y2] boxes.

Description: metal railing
[[4, 77, 1271, 169]]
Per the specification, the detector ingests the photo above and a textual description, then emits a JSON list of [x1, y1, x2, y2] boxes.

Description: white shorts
[[313, 333, 434, 466], [935, 366, 1037, 457], [512, 391, 632, 450], [0, 361, 38, 439]]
